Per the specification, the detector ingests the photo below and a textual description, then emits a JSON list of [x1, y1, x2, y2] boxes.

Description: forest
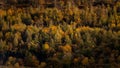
[[0, 0, 120, 68]]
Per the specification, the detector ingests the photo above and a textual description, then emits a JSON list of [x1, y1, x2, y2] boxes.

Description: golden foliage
[[8, 56, 16, 63], [110, 23, 116, 28], [50, 25, 57, 31], [43, 43, 50, 50], [27, 25, 39, 34], [75, 26, 94, 32], [50, 25, 57, 34], [31, 56, 39, 67], [39, 62, 46, 68], [81, 57, 89, 65], [73, 58, 79, 63], [0, 9, 6, 17], [5, 32, 12, 40], [62, 44, 72, 53], [42, 27, 50, 33], [11, 23, 26, 32], [54, 30, 62, 43], [0, 32, 3, 38], [7, 9, 14, 15], [117, 23, 120, 29], [15, 32, 21, 40], [2, 23, 9, 31], [14, 63, 20, 68], [13, 37, 18, 46], [68, 9, 73, 16], [66, 25, 73, 34]]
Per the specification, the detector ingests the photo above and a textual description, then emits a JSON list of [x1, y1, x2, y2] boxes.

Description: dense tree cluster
[[0, 0, 120, 68]]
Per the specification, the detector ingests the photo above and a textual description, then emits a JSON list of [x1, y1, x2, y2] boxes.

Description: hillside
[[0, 0, 120, 68]]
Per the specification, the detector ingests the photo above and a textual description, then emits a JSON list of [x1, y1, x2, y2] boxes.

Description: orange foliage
[[11, 23, 26, 32]]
